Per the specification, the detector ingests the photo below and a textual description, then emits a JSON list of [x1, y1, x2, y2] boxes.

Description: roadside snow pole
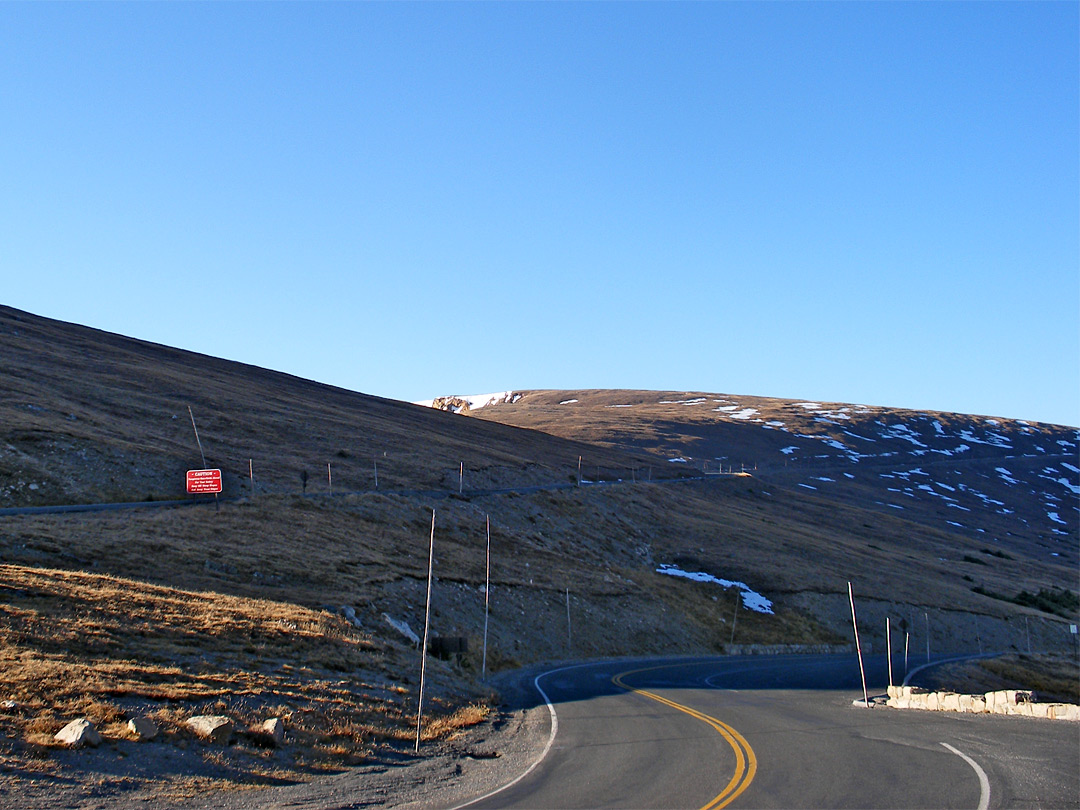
[[849, 582, 870, 708], [415, 509, 436, 753], [327, 462, 332, 495], [565, 588, 572, 654], [249, 458, 254, 495], [459, 461, 463, 494], [730, 593, 740, 645], [577, 456, 582, 487], [904, 632, 910, 677], [482, 515, 491, 679], [925, 612, 930, 663], [188, 405, 207, 469], [887, 617, 893, 689]]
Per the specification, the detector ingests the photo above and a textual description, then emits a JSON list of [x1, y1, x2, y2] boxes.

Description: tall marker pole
[[482, 514, 491, 679], [730, 594, 740, 645], [188, 406, 207, 469], [415, 509, 436, 753], [925, 612, 930, 663], [565, 588, 572, 654], [849, 582, 870, 708], [886, 617, 893, 689]]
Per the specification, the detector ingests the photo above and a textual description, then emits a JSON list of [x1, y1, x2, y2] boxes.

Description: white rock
[[187, 715, 233, 743], [54, 718, 101, 748], [382, 613, 420, 645], [127, 717, 158, 740], [257, 717, 286, 746]]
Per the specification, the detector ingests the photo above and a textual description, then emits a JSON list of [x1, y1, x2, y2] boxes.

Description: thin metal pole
[[188, 406, 207, 469], [925, 612, 930, 663], [482, 515, 490, 679], [459, 461, 463, 494], [887, 617, 893, 689], [849, 582, 870, 708], [577, 456, 582, 487], [249, 458, 254, 495], [730, 593, 740, 645], [328, 462, 332, 495], [904, 632, 910, 677], [565, 588, 572, 654], [415, 510, 436, 753]]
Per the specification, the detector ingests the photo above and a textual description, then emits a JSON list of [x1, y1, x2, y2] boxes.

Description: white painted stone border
[[885, 684, 1079, 721]]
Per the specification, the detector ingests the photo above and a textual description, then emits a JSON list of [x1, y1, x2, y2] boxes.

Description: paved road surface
[[456, 655, 1078, 809]]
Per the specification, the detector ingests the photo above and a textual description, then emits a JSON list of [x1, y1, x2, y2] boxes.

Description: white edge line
[[450, 663, 587, 810], [941, 742, 990, 810]]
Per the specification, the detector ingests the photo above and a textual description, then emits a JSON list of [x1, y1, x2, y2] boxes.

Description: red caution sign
[[186, 468, 222, 494]]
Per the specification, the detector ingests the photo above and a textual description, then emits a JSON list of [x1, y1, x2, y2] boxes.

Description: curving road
[[453, 655, 1079, 809]]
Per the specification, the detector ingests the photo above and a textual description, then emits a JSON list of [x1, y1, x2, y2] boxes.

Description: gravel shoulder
[[0, 666, 552, 810]]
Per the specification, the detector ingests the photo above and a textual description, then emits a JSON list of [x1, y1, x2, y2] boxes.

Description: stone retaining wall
[[726, 643, 862, 655], [886, 685, 1079, 721]]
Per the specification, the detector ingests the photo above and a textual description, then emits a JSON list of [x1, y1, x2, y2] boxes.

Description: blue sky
[[3, 2, 1077, 426]]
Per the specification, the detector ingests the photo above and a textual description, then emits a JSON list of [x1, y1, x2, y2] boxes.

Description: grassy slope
[[0, 307, 666, 508], [1, 306, 1077, 797]]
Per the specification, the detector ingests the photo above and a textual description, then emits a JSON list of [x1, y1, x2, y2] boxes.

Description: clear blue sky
[[3, 2, 1077, 426]]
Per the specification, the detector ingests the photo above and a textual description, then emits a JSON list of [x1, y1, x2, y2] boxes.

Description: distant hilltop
[[415, 391, 522, 414]]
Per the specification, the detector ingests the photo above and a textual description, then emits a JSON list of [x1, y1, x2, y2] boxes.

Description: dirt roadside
[[0, 665, 553, 810]]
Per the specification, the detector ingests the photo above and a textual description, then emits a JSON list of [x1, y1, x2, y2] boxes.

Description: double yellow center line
[[612, 666, 757, 810]]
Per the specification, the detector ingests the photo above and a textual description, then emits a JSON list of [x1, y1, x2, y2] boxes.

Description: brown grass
[[0, 563, 485, 790], [923, 653, 1080, 704]]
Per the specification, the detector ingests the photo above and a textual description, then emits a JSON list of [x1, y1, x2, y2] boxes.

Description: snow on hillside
[[416, 389, 1078, 542], [416, 392, 520, 414], [657, 564, 774, 613]]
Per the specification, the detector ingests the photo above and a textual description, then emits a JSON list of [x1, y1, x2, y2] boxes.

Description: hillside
[[1, 306, 1078, 801], [0, 306, 669, 509], [458, 389, 1079, 566]]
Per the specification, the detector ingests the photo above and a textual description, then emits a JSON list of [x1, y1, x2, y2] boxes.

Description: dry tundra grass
[[0, 563, 489, 792]]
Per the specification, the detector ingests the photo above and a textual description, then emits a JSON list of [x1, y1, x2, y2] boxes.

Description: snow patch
[[727, 408, 759, 420], [416, 391, 519, 412], [656, 565, 773, 614], [996, 467, 1019, 485]]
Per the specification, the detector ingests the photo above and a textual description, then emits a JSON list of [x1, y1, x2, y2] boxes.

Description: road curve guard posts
[[186, 468, 222, 494]]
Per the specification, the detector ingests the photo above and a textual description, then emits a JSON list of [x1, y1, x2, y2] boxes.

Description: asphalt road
[[454, 655, 1079, 810]]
